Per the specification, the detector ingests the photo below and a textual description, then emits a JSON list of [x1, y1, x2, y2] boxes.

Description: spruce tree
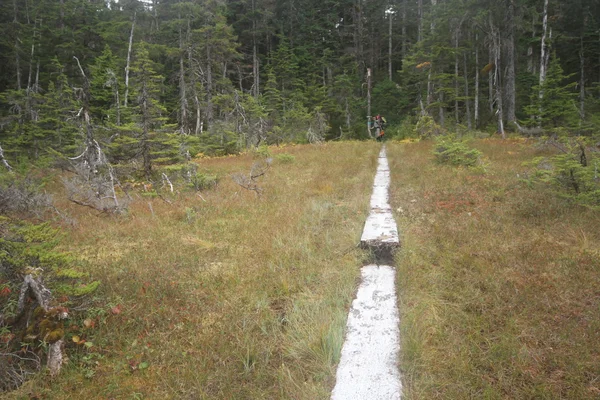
[[524, 55, 578, 130]]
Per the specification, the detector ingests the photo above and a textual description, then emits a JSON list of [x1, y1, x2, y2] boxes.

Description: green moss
[[44, 328, 65, 343]]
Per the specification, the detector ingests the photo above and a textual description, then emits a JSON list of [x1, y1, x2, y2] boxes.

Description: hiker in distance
[[370, 114, 387, 141]]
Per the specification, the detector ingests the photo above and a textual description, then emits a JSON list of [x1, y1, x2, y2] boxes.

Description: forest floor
[[5, 138, 600, 399]]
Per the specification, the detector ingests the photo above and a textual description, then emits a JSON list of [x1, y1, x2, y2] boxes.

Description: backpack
[[381, 116, 387, 126]]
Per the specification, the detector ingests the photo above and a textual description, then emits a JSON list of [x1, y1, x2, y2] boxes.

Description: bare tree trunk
[[488, 45, 494, 115], [417, 0, 423, 42], [26, 18, 40, 123], [184, 19, 201, 135], [13, 0, 22, 90], [369, 19, 375, 80], [401, 0, 407, 63], [59, 0, 64, 31], [427, 69, 433, 109], [178, 13, 188, 134], [252, 0, 259, 98], [539, 0, 549, 94], [430, 0, 437, 32], [26, 21, 36, 92], [490, 20, 504, 139], [206, 34, 214, 127], [474, 32, 479, 128], [124, 12, 136, 108], [345, 98, 351, 129], [579, 23, 586, 124], [14, 38, 21, 90], [358, 0, 364, 66], [454, 27, 460, 124], [504, 0, 516, 124], [115, 86, 120, 126], [151, 0, 159, 32], [426, 0, 437, 112], [388, 10, 393, 81], [439, 91, 445, 127], [141, 97, 151, 177], [527, 15, 536, 74], [367, 67, 372, 138], [355, 0, 364, 66], [0, 144, 13, 171], [464, 51, 472, 129]]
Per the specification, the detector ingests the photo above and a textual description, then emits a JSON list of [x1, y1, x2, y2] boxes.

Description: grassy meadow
[[388, 139, 600, 399], [5, 138, 600, 399], [7, 142, 378, 399]]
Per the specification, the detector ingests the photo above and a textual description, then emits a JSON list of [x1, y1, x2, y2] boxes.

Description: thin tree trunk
[[26, 18, 39, 122], [439, 91, 444, 127], [152, 0, 159, 32], [454, 27, 460, 124], [345, 98, 351, 129], [430, 0, 437, 32], [115, 85, 120, 126], [186, 19, 201, 135], [427, 69, 433, 108], [124, 12, 136, 108], [356, 0, 364, 66], [14, 38, 21, 90], [539, 0, 549, 93], [491, 20, 504, 138], [527, 15, 536, 74], [401, 0, 407, 63], [206, 34, 214, 127], [464, 51, 472, 129], [388, 10, 393, 81], [369, 18, 375, 80], [13, 0, 21, 90], [579, 33, 585, 123], [426, 0, 437, 112], [35, 61, 39, 93], [27, 21, 36, 92], [252, 0, 259, 98], [474, 32, 479, 128], [178, 13, 188, 134], [0, 144, 13, 171], [59, 0, 64, 31], [367, 67, 372, 137], [504, 0, 516, 124], [488, 45, 494, 115], [417, 0, 423, 42]]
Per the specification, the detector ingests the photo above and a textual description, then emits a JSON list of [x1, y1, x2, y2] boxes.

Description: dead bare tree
[[0, 351, 40, 392], [65, 57, 128, 214], [232, 157, 271, 196], [0, 274, 67, 390], [0, 144, 12, 171]]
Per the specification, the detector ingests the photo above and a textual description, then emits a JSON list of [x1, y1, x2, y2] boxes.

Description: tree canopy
[[0, 0, 599, 168]]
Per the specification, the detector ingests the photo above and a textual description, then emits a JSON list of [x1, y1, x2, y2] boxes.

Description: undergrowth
[[432, 135, 484, 168]]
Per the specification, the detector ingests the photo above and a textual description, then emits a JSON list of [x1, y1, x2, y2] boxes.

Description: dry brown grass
[[388, 138, 600, 399], [6, 142, 380, 399]]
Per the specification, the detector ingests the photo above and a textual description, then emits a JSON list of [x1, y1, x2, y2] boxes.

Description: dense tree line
[[0, 0, 599, 172]]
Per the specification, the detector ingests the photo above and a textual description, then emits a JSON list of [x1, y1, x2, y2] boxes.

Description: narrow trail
[[331, 145, 402, 400]]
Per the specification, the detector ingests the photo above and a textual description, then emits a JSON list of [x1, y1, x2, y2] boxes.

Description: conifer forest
[[1, 0, 599, 165]]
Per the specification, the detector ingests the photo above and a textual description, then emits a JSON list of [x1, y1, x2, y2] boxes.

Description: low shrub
[[414, 115, 445, 138], [523, 139, 600, 207], [275, 153, 295, 164], [433, 136, 483, 167]]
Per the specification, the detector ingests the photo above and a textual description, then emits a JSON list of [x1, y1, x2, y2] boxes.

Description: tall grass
[[7, 142, 379, 399], [388, 138, 600, 399]]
